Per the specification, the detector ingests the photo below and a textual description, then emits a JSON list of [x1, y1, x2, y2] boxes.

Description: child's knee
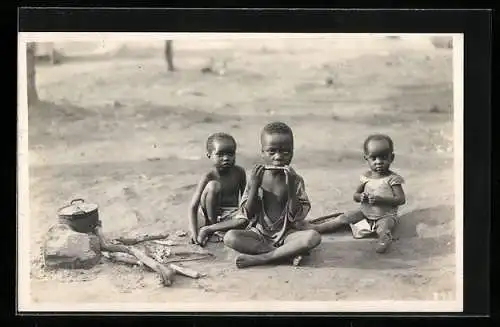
[[223, 230, 238, 248], [205, 180, 222, 194], [376, 217, 395, 235], [303, 230, 321, 249]]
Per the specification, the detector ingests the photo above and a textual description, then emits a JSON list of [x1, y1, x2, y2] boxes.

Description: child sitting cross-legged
[[223, 122, 321, 268]]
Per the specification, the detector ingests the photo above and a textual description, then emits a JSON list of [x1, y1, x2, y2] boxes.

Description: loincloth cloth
[[247, 226, 298, 248], [200, 206, 240, 223], [349, 215, 398, 239]]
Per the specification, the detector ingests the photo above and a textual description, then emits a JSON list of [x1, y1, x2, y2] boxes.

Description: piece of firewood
[[127, 247, 177, 286], [107, 248, 212, 266], [168, 263, 202, 279], [308, 212, 344, 224], [163, 254, 214, 264], [104, 251, 204, 279], [115, 232, 170, 245], [153, 239, 183, 246], [170, 249, 213, 257], [167, 245, 213, 256], [103, 252, 142, 266], [95, 227, 176, 286]]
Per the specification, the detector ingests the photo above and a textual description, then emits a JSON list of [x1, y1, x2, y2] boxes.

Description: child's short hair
[[363, 134, 394, 153], [261, 121, 294, 143], [206, 132, 237, 153]]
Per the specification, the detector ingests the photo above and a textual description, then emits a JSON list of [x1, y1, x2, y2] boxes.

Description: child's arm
[[368, 174, 406, 206], [286, 167, 299, 217], [286, 172, 311, 222], [238, 166, 247, 198], [188, 173, 211, 243], [244, 164, 265, 218], [353, 182, 368, 203], [369, 184, 406, 206]]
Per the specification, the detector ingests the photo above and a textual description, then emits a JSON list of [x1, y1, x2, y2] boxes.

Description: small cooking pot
[[58, 199, 100, 233]]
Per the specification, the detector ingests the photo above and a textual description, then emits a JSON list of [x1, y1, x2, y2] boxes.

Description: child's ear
[[206, 152, 211, 159], [390, 153, 395, 162], [363, 154, 369, 161]]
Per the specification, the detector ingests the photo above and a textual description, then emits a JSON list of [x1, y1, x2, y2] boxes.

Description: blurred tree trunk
[[26, 42, 39, 106], [164, 40, 174, 71]]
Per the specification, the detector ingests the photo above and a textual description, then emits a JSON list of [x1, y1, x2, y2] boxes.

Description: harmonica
[[264, 165, 289, 170]]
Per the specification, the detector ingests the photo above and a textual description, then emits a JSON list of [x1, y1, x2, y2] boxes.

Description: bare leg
[[374, 217, 396, 253], [223, 229, 275, 255], [297, 210, 366, 234], [199, 218, 248, 246], [204, 181, 221, 224], [197, 181, 221, 245], [229, 230, 322, 269]]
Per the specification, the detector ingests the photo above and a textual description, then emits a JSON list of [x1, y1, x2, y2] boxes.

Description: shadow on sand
[[301, 205, 455, 270], [28, 100, 96, 123], [36, 48, 160, 66], [199, 205, 455, 272]]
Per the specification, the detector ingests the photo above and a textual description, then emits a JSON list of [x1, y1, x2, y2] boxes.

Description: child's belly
[[363, 182, 397, 219], [361, 204, 396, 220], [365, 183, 394, 198], [220, 193, 239, 207]]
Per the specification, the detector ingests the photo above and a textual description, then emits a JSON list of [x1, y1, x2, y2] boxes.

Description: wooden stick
[[170, 249, 213, 257], [115, 232, 170, 245], [95, 227, 176, 286], [104, 251, 205, 279], [308, 212, 344, 224], [163, 254, 213, 264], [153, 240, 183, 246], [127, 247, 176, 286], [105, 245, 213, 266], [103, 252, 142, 266], [168, 263, 202, 279]]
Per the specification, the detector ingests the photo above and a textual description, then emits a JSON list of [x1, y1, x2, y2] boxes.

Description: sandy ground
[[25, 36, 456, 305]]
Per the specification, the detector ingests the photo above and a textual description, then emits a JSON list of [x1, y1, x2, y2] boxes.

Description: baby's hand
[[367, 194, 382, 205]]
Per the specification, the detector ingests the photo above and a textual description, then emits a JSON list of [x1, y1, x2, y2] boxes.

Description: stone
[[175, 230, 187, 237], [43, 223, 101, 269]]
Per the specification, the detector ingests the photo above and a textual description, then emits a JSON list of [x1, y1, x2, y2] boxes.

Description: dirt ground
[[25, 36, 457, 306]]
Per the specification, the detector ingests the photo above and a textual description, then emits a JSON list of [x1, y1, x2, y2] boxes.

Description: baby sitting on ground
[[298, 134, 406, 254]]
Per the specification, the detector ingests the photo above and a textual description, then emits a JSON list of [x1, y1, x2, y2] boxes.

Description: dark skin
[[188, 139, 247, 245], [246, 133, 300, 223], [357, 139, 406, 206], [223, 132, 321, 268], [299, 138, 405, 234]]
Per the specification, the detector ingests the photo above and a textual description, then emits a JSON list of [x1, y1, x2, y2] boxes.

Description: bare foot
[[292, 255, 303, 266], [213, 231, 225, 240], [196, 226, 211, 247], [375, 233, 393, 253], [292, 251, 311, 266], [236, 254, 264, 269]]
